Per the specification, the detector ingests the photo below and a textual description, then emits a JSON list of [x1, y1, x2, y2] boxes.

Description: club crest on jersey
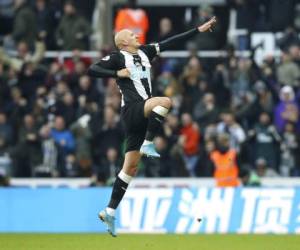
[[101, 56, 110, 61]]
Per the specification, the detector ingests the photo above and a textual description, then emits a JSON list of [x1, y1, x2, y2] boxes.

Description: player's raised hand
[[198, 16, 217, 32], [117, 68, 130, 78]]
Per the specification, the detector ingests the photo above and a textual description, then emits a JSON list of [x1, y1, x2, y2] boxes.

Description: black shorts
[[121, 101, 148, 153]]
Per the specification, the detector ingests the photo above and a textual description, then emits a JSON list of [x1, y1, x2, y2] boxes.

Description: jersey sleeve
[[159, 28, 198, 52], [140, 28, 199, 59], [87, 53, 121, 78], [139, 43, 160, 61]]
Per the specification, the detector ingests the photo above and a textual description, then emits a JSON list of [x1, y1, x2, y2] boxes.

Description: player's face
[[126, 31, 140, 48]]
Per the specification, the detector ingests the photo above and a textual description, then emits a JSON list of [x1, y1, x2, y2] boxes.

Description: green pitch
[[0, 234, 299, 250]]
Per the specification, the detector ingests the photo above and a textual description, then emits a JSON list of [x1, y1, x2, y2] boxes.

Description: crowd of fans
[[0, 0, 93, 51], [0, 0, 300, 187]]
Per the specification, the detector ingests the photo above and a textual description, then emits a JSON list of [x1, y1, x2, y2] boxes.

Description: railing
[[9, 177, 300, 188], [7, 49, 281, 64]]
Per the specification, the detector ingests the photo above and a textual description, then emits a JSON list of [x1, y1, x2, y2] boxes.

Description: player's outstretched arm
[[159, 16, 217, 52]]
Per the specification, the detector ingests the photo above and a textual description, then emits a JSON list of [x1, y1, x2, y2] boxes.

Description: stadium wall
[[0, 187, 300, 234]]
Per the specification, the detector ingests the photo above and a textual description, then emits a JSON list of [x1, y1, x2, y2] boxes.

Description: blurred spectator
[[104, 78, 121, 111], [0, 135, 12, 177], [261, 55, 277, 83], [163, 113, 188, 176], [94, 147, 121, 185], [51, 115, 75, 153], [75, 75, 101, 105], [70, 115, 93, 176], [6, 0, 37, 49], [248, 112, 281, 170], [54, 80, 70, 100], [0, 112, 13, 146], [34, 124, 57, 177], [0, 38, 45, 72], [277, 27, 300, 52], [193, 93, 219, 130], [6, 87, 28, 130], [64, 154, 79, 177], [211, 63, 231, 108], [156, 67, 181, 97], [63, 50, 91, 76], [289, 45, 300, 67], [255, 158, 279, 178], [156, 17, 176, 41], [18, 113, 38, 143], [280, 122, 300, 176], [188, 4, 221, 50], [55, 0, 91, 50], [44, 62, 64, 88], [179, 56, 206, 113], [92, 106, 124, 167], [234, 91, 257, 129], [277, 52, 300, 87], [50, 116, 75, 175], [0, 63, 10, 107], [114, 0, 149, 44], [18, 63, 46, 106], [210, 133, 240, 187], [34, 0, 56, 49], [197, 138, 215, 177], [274, 86, 299, 133], [229, 58, 252, 107], [32, 86, 48, 127], [55, 92, 77, 126], [13, 114, 41, 176], [179, 113, 200, 176], [0, 170, 10, 186], [0, 0, 14, 36], [163, 113, 180, 147], [154, 17, 178, 49], [253, 80, 274, 115], [67, 59, 88, 90], [239, 167, 261, 187], [216, 111, 246, 152]]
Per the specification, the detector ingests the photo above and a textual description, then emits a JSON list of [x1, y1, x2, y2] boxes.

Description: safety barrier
[[9, 177, 300, 188], [0, 187, 299, 234]]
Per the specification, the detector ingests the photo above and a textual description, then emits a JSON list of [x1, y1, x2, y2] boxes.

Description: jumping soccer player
[[87, 16, 217, 237]]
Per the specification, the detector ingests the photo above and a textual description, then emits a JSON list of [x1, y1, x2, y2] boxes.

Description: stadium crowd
[[0, 0, 300, 187]]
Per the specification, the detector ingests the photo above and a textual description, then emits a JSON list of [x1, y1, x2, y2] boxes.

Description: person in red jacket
[[179, 113, 200, 176]]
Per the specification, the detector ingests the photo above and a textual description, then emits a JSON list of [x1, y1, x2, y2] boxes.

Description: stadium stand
[[0, 0, 299, 188]]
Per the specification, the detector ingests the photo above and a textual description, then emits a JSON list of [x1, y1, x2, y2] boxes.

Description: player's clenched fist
[[198, 16, 217, 32], [117, 68, 130, 78]]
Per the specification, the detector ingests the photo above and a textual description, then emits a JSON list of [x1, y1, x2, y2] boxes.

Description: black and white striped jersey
[[88, 28, 199, 107], [92, 44, 159, 107]]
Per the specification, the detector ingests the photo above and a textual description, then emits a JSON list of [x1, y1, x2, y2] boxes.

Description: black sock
[[145, 110, 165, 141], [108, 176, 128, 209]]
